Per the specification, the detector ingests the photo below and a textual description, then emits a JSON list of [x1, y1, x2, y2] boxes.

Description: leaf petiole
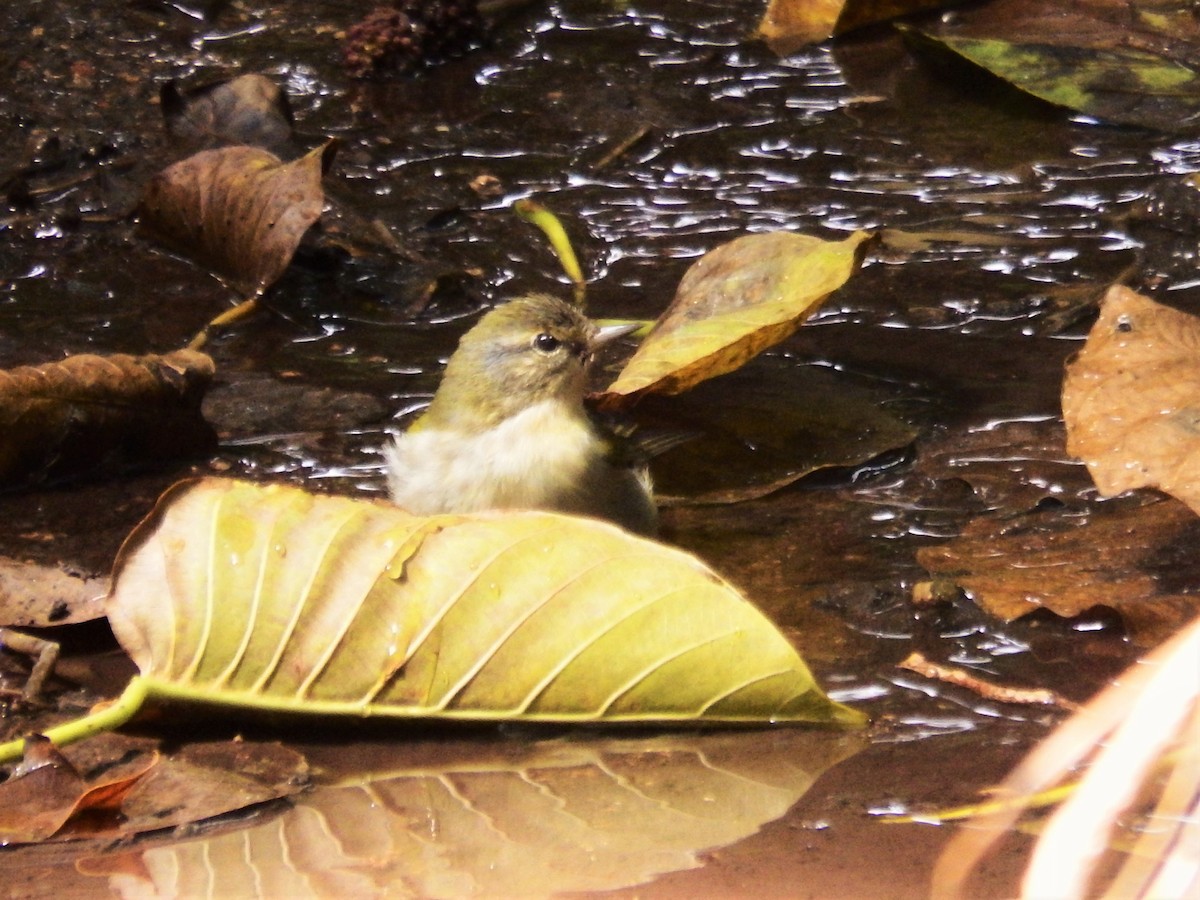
[[514, 199, 587, 306], [0, 676, 149, 764]]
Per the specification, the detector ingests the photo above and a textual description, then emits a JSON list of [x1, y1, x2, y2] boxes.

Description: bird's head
[[416, 294, 632, 432]]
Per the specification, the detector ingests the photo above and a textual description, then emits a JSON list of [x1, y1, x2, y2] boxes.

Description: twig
[[592, 124, 652, 172], [898, 651, 1080, 712], [0, 628, 61, 702]]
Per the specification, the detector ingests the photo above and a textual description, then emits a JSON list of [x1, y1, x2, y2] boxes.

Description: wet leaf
[[115, 741, 309, 838], [0, 733, 307, 846], [917, 498, 1200, 646], [0, 478, 862, 763], [911, 417, 1092, 519], [1063, 285, 1200, 515], [757, 0, 956, 55], [84, 731, 863, 897], [161, 74, 294, 153], [0, 736, 158, 844], [601, 230, 870, 405], [0, 349, 216, 488], [643, 362, 919, 504], [0, 557, 106, 627], [0, 737, 89, 843], [99, 477, 860, 728], [903, 0, 1200, 132], [137, 141, 336, 297]]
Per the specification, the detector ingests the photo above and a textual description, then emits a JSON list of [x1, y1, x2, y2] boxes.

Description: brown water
[[2, 0, 1198, 896]]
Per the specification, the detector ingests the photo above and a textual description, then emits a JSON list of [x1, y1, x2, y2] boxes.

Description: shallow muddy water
[[2, 1, 1198, 897]]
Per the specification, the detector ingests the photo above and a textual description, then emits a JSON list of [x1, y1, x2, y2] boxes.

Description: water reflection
[[95, 730, 864, 899]]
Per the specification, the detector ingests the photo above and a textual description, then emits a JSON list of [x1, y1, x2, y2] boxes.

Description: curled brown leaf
[[0, 349, 216, 487], [138, 141, 336, 297]]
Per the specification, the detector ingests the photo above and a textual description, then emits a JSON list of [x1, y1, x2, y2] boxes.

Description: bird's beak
[[592, 320, 642, 350]]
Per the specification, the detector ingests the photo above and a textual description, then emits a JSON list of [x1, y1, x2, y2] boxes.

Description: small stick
[[898, 651, 1080, 712], [0, 628, 61, 702], [592, 124, 652, 171]]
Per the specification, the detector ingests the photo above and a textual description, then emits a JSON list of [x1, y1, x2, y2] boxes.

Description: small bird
[[385, 294, 658, 535]]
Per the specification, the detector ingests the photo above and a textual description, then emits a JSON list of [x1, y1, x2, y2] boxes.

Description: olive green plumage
[[386, 294, 657, 535]]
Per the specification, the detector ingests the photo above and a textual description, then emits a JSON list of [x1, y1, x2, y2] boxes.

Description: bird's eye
[[533, 332, 561, 353]]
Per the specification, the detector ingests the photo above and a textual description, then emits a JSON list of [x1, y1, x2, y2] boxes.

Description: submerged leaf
[[0, 349, 216, 488], [916, 498, 1200, 646], [1063, 285, 1200, 515], [92, 478, 863, 733], [0, 736, 158, 844], [137, 141, 335, 296], [602, 230, 870, 405], [161, 74, 295, 153], [643, 362, 919, 504], [901, 0, 1200, 132]]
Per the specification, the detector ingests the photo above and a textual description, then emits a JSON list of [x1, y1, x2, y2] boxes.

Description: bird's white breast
[[385, 399, 599, 516]]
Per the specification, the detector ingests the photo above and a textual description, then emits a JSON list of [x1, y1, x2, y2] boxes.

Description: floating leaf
[[137, 141, 336, 297], [1063, 285, 1200, 515], [0, 349, 216, 488], [161, 74, 294, 153], [601, 230, 870, 405], [757, 0, 956, 55], [84, 731, 863, 897], [0, 478, 862, 762]]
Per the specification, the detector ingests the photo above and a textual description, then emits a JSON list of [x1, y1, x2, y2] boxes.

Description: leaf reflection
[[97, 730, 863, 898]]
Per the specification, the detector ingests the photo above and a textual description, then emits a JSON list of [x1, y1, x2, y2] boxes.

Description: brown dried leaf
[[0, 349, 216, 487], [116, 741, 309, 837], [917, 498, 1200, 646], [1062, 285, 1200, 515], [0, 557, 106, 627], [138, 141, 336, 296], [0, 736, 158, 844], [0, 735, 306, 846]]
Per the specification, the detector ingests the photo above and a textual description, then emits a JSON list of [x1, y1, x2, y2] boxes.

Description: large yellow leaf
[[601, 230, 870, 404], [0, 478, 862, 761]]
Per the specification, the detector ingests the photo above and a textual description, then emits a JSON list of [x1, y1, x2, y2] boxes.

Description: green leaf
[[0, 479, 863, 761], [601, 230, 871, 405]]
